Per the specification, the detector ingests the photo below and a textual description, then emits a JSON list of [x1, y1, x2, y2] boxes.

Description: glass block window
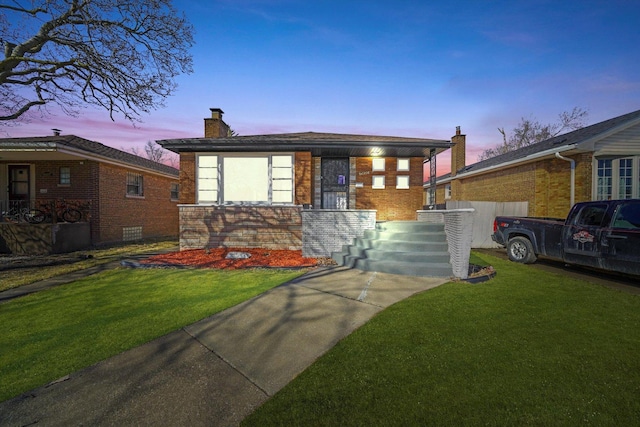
[[396, 176, 410, 189], [372, 175, 385, 189], [372, 158, 385, 171]]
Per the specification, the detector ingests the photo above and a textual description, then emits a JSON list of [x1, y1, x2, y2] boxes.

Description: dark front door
[[8, 165, 30, 202], [321, 158, 349, 209]]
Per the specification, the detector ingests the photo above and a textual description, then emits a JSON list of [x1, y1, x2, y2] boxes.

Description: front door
[[8, 165, 30, 203], [321, 158, 349, 209]]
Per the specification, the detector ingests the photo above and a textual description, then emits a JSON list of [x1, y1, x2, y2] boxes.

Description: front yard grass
[[243, 251, 640, 426], [0, 240, 178, 292], [0, 268, 302, 402]]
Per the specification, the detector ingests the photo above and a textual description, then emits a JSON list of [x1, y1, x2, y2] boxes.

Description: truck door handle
[[607, 234, 627, 240]]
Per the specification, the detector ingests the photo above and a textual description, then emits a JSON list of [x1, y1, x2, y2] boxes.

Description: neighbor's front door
[[8, 165, 30, 202], [321, 158, 349, 209]]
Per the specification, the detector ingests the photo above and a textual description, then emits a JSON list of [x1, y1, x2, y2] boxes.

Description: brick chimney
[[204, 108, 231, 138], [450, 126, 466, 177]]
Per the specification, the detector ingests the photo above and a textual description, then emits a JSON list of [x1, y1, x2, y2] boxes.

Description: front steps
[[332, 221, 453, 278]]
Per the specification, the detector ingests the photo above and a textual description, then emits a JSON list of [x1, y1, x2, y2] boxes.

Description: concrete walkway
[[0, 266, 448, 427]]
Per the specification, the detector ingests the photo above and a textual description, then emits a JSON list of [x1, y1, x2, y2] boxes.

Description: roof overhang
[[157, 133, 452, 158], [425, 144, 585, 187]]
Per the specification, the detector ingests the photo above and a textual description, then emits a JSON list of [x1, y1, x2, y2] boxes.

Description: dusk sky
[[4, 0, 640, 175]]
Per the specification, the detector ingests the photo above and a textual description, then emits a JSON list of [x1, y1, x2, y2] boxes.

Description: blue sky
[[5, 0, 640, 173]]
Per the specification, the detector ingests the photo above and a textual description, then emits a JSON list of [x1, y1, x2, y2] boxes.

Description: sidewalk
[[0, 266, 448, 426]]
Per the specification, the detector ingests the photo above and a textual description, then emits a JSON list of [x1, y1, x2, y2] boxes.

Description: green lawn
[[244, 252, 640, 426], [0, 268, 302, 402]]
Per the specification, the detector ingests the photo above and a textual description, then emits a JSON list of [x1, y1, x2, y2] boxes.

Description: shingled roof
[[157, 131, 452, 158], [0, 135, 179, 177], [453, 109, 640, 177]]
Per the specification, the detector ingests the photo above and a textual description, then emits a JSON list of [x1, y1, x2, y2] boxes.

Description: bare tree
[[0, 0, 194, 123], [126, 140, 178, 168], [479, 107, 588, 161]]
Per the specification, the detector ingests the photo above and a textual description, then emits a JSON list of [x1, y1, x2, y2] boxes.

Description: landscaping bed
[[141, 248, 334, 270]]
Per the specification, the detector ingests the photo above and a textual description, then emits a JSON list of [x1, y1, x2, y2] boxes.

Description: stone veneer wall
[[417, 209, 475, 279], [179, 205, 303, 250], [302, 209, 376, 257]]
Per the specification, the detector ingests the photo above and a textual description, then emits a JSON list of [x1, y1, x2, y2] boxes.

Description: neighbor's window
[[197, 154, 293, 204], [372, 158, 385, 171], [596, 159, 612, 200], [372, 175, 385, 189], [595, 157, 640, 200], [619, 158, 633, 199], [126, 172, 144, 196], [396, 176, 410, 189], [445, 184, 452, 199], [59, 167, 70, 185], [170, 183, 179, 200], [397, 158, 410, 171]]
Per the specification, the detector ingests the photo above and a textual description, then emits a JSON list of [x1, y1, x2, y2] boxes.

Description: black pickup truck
[[492, 199, 640, 276]]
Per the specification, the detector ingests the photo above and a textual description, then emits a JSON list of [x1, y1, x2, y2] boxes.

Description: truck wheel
[[507, 237, 537, 264]]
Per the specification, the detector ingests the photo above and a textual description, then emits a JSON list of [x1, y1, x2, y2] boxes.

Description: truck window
[[575, 205, 607, 226], [612, 203, 640, 230]]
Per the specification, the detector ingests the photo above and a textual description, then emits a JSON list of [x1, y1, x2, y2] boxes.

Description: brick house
[[157, 108, 451, 252], [0, 133, 180, 253], [425, 109, 640, 219]]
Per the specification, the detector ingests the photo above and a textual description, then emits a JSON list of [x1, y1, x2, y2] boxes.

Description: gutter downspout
[[555, 152, 575, 207]]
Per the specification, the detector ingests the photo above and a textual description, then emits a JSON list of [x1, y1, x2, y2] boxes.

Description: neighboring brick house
[[157, 108, 451, 251], [425, 109, 640, 219], [0, 133, 180, 251]]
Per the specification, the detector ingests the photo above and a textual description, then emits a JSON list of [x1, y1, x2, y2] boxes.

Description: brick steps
[[332, 221, 453, 278]]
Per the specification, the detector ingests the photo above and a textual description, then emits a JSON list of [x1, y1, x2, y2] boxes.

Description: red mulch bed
[[142, 248, 321, 270]]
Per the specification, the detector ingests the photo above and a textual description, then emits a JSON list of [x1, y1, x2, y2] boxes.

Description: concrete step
[[362, 230, 447, 242], [351, 258, 453, 277], [376, 221, 444, 233], [353, 238, 449, 253], [346, 247, 451, 263]]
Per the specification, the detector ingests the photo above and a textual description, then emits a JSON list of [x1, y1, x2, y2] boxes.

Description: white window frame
[[372, 175, 385, 189], [372, 158, 385, 171], [396, 175, 410, 189], [196, 153, 294, 205], [594, 157, 640, 200], [444, 183, 452, 199], [397, 158, 410, 171]]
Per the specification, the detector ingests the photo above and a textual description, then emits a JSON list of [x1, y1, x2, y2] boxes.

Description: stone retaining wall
[[179, 205, 303, 250]]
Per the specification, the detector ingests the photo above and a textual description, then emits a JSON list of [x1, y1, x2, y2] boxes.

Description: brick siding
[[354, 157, 424, 220], [97, 163, 179, 244], [440, 153, 594, 218]]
